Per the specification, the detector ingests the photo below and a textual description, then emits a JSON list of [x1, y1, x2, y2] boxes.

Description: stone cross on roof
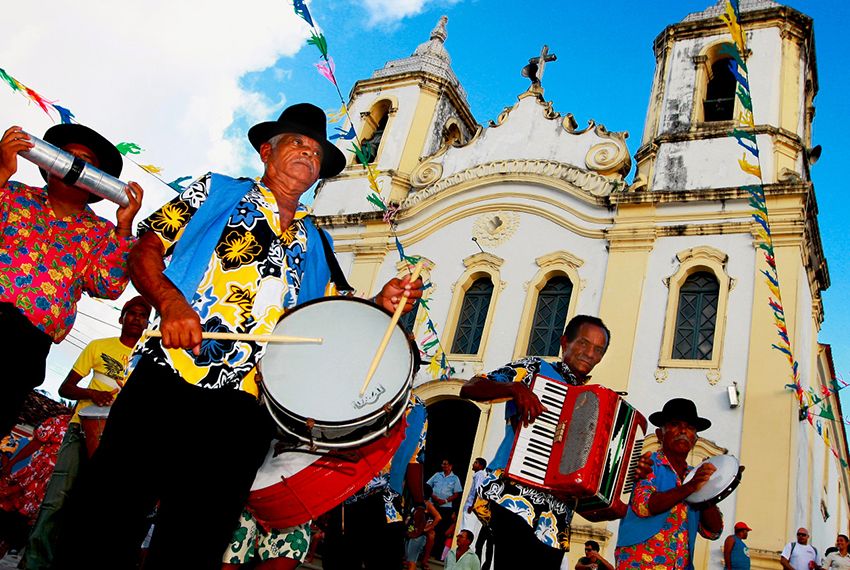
[[522, 45, 557, 88]]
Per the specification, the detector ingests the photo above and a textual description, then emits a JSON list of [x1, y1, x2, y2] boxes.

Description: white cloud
[[362, 0, 459, 24], [0, 1, 312, 396]]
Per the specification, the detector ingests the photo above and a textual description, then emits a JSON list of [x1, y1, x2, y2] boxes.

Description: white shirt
[[824, 551, 850, 570], [781, 542, 817, 570]]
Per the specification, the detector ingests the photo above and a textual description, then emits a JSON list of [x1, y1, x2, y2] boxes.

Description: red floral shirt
[[614, 451, 721, 569], [0, 181, 134, 341]]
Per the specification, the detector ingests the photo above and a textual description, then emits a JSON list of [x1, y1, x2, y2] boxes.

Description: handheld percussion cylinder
[[19, 131, 130, 206]]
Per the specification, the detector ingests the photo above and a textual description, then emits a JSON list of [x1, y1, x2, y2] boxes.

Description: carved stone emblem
[[472, 212, 520, 247]]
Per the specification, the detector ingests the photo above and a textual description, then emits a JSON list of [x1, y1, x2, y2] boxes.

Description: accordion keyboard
[[509, 377, 569, 485]]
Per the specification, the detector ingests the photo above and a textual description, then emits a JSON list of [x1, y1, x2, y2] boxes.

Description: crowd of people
[[0, 102, 846, 570]]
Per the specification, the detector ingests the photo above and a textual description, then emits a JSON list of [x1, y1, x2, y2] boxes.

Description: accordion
[[505, 377, 647, 521]]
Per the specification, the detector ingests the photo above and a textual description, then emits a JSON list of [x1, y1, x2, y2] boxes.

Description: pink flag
[[315, 57, 337, 85]]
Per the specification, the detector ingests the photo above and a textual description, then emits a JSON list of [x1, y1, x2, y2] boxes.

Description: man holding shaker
[[0, 123, 143, 439]]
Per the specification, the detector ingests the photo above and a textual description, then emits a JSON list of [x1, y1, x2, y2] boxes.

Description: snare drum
[[683, 454, 742, 509], [77, 405, 111, 457], [259, 296, 414, 449]]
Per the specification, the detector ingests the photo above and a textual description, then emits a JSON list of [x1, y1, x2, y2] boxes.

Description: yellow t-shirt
[[70, 337, 134, 424]]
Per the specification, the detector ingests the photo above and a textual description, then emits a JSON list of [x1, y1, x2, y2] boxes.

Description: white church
[[312, 1, 848, 567]]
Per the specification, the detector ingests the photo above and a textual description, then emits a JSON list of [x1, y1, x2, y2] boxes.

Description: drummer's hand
[[375, 273, 424, 314], [634, 451, 653, 481], [159, 294, 202, 355], [115, 182, 144, 238], [89, 389, 116, 407], [686, 462, 717, 492], [510, 382, 546, 427], [0, 126, 34, 185]]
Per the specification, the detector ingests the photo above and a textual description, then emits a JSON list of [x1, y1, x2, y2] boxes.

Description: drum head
[[260, 297, 413, 425], [683, 454, 739, 504]]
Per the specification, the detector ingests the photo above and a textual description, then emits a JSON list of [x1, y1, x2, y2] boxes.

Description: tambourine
[[682, 454, 743, 509]]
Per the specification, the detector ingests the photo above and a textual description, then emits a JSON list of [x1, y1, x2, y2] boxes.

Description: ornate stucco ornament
[[472, 212, 520, 247]]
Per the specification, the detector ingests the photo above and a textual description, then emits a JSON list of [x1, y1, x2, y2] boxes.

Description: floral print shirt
[[614, 451, 722, 569], [133, 173, 318, 393], [472, 357, 582, 551], [0, 182, 133, 341], [0, 414, 70, 522]]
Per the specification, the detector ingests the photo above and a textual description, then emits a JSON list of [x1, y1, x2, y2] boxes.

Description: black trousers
[[488, 502, 564, 570], [54, 356, 275, 570], [0, 303, 52, 439], [322, 493, 406, 570]]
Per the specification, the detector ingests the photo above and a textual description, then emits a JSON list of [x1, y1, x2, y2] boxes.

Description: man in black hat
[[0, 124, 143, 439], [55, 103, 422, 570], [615, 398, 723, 569]]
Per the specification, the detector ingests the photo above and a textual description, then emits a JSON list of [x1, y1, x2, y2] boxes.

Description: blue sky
[[0, 0, 846, 413], [273, 0, 849, 378]]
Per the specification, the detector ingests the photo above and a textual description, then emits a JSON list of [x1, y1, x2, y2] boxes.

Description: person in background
[[723, 522, 751, 570], [576, 540, 613, 570], [780, 528, 820, 570], [822, 534, 850, 570], [445, 529, 480, 570]]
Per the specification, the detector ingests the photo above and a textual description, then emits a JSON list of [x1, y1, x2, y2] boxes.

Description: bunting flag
[[116, 142, 143, 156], [315, 57, 337, 86], [0, 67, 174, 187], [722, 1, 846, 468], [167, 175, 193, 192]]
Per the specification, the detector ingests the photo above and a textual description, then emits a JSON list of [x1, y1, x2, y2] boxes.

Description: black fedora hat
[[41, 123, 123, 203], [649, 398, 711, 432], [248, 103, 346, 179]]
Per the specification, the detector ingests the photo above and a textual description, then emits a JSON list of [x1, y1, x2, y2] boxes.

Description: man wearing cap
[[21, 295, 150, 569], [615, 398, 723, 569], [0, 124, 143, 440], [54, 103, 422, 570], [724, 522, 752, 569]]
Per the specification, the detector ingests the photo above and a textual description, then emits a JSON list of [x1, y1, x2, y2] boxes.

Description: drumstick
[[360, 260, 424, 396], [145, 331, 323, 344]]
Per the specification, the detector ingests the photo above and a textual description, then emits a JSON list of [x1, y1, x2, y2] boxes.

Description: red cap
[[734, 522, 752, 532]]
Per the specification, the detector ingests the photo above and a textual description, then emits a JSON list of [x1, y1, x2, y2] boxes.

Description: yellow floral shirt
[[133, 173, 328, 394]]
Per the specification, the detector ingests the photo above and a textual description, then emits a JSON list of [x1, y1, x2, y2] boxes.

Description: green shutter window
[[527, 276, 573, 356], [451, 278, 494, 354], [672, 271, 720, 360]]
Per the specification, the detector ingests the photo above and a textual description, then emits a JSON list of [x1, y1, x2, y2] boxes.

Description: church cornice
[[401, 159, 625, 210], [635, 123, 804, 163], [351, 72, 476, 133]]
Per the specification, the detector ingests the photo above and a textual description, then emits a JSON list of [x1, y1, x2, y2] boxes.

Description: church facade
[[313, 2, 848, 567]]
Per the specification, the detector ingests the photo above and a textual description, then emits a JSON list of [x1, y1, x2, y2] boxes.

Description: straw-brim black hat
[[248, 103, 346, 179], [41, 123, 123, 203], [648, 398, 712, 432]]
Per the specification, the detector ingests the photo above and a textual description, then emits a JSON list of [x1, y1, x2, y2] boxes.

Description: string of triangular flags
[[721, 0, 846, 467], [0, 67, 192, 193], [292, 0, 454, 379]]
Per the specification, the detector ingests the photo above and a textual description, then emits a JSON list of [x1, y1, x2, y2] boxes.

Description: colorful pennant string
[[721, 1, 846, 465], [0, 67, 188, 190], [290, 0, 454, 379]]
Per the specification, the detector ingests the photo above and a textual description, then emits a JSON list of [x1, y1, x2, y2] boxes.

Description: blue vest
[[730, 535, 750, 569], [616, 452, 700, 570]]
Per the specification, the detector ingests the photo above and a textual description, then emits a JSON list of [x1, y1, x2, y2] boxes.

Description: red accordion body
[[505, 377, 647, 521]]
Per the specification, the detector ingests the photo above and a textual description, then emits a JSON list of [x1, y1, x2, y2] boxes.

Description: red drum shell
[[247, 418, 406, 529]]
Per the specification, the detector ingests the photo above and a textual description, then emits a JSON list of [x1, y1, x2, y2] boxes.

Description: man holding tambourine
[[615, 398, 726, 569]]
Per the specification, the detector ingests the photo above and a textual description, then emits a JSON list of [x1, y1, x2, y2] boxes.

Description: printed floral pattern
[[224, 509, 311, 564], [0, 182, 133, 340], [614, 451, 722, 569], [134, 173, 315, 392]]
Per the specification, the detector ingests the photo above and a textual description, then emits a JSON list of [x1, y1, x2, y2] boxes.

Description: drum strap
[[314, 220, 354, 294]]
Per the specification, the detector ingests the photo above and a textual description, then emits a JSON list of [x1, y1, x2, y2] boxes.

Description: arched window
[[451, 277, 494, 355], [527, 276, 573, 357], [703, 58, 736, 122], [359, 100, 391, 165], [672, 272, 720, 360]]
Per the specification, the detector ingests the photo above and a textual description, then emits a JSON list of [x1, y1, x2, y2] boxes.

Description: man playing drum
[[23, 295, 150, 569], [615, 398, 723, 569], [55, 103, 422, 570], [459, 315, 613, 570]]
